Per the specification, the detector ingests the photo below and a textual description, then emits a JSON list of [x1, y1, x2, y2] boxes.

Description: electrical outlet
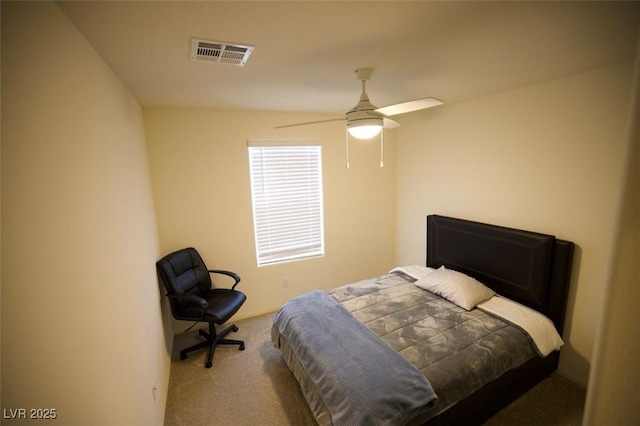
[[282, 277, 289, 288]]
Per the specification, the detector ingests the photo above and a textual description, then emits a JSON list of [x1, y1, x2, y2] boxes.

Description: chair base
[[180, 322, 245, 368]]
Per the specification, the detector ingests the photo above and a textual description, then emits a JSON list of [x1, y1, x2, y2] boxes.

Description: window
[[248, 141, 324, 266]]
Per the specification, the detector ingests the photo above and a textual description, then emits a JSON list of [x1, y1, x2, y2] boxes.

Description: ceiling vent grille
[[191, 39, 254, 67]]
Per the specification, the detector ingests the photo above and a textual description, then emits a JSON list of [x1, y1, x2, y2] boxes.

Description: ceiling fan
[[275, 68, 444, 167]]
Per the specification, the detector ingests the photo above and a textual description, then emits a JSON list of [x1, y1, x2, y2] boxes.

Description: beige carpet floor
[[164, 313, 586, 425]]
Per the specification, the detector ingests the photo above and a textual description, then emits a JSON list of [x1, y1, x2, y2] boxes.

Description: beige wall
[[1, 2, 171, 424], [394, 62, 634, 386], [584, 34, 639, 426], [144, 108, 396, 323]]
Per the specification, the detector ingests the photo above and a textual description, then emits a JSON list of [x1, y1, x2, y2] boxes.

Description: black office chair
[[156, 247, 246, 368]]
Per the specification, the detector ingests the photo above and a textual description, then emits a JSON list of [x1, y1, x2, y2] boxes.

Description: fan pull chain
[[380, 130, 384, 168], [345, 128, 350, 169]]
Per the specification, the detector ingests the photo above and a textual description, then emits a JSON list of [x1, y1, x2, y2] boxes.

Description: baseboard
[[557, 365, 589, 388], [234, 308, 278, 322]]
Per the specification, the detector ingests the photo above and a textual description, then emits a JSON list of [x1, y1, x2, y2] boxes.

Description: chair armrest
[[208, 269, 241, 290], [167, 293, 208, 307]]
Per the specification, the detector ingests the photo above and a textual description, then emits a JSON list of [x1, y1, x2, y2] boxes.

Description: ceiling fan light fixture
[[347, 124, 383, 139], [346, 115, 383, 139]]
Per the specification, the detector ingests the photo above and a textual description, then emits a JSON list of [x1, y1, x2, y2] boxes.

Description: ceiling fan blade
[[375, 98, 444, 117], [274, 118, 345, 129], [383, 117, 400, 129]]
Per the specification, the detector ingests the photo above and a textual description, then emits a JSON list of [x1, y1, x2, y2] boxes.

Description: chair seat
[[179, 289, 246, 324]]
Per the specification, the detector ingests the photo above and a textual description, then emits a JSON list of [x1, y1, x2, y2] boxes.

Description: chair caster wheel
[[232, 325, 239, 332], [239, 343, 245, 351], [205, 362, 212, 368]]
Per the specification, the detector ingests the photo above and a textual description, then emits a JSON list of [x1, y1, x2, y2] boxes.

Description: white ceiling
[[57, 1, 639, 115]]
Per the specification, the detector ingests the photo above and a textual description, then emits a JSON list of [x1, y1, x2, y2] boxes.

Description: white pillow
[[414, 266, 495, 310], [477, 296, 563, 357]]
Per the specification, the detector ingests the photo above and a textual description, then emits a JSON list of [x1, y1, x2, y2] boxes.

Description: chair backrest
[[156, 247, 212, 314]]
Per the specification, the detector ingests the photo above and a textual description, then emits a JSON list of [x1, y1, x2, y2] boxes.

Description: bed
[[272, 215, 575, 425]]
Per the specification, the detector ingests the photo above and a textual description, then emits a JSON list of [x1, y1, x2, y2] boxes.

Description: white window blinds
[[248, 142, 324, 266]]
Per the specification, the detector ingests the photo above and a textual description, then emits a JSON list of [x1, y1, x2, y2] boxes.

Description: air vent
[[191, 39, 254, 67]]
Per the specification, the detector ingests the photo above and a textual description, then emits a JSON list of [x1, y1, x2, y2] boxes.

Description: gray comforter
[[330, 272, 536, 418], [273, 272, 537, 424], [272, 290, 438, 426]]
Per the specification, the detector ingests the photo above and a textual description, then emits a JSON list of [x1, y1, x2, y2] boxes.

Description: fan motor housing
[[346, 110, 383, 128]]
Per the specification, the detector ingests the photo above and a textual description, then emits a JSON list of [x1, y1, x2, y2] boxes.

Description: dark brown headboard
[[426, 215, 574, 335]]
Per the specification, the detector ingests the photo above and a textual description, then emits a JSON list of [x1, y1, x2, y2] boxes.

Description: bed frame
[[423, 215, 574, 425]]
